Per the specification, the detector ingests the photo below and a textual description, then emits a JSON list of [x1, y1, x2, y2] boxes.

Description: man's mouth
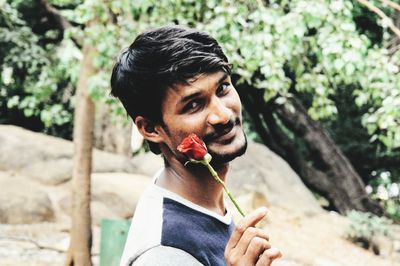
[[212, 126, 237, 143], [204, 117, 241, 144]]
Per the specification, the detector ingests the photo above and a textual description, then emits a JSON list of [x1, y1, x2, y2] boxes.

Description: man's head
[[111, 25, 247, 164]]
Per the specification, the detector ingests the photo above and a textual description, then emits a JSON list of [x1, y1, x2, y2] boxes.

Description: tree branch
[[39, 0, 82, 48], [357, 0, 400, 39], [387, 5, 400, 56], [380, 0, 400, 12], [40, 0, 72, 30]]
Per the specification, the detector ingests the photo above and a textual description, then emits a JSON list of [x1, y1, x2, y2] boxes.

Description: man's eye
[[183, 100, 202, 113], [217, 83, 231, 95]]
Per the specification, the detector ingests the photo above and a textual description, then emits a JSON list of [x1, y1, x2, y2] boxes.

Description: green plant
[[346, 210, 392, 247]]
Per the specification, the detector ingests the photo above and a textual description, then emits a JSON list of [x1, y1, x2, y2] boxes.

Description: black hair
[[110, 25, 231, 154]]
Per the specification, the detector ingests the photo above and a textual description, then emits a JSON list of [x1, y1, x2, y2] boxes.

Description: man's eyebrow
[[216, 72, 229, 86], [179, 92, 202, 105], [179, 72, 229, 105]]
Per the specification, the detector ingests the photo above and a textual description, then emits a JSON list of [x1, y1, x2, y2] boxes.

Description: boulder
[[0, 171, 54, 224], [129, 141, 322, 215], [0, 125, 137, 185], [229, 141, 322, 215], [131, 152, 164, 177], [371, 234, 394, 257], [0, 126, 399, 266], [59, 173, 151, 225]]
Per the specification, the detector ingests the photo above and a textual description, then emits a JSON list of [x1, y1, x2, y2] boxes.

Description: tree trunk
[[64, 42, 96, 266], [237, 85, 274, 148], [261, 102, 358, 212], [271, 97, 383, 215], [237, 84, 383, 216]]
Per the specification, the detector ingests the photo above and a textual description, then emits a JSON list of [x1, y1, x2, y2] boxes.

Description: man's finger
[[255, 247, 282, 266], [244, 237, 271, 265], [233, 227, 269, 256], [225, 207, 268, 251]]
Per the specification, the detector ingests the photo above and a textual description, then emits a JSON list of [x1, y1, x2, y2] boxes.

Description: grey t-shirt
[[120, 169, 234, 266], [132, 245, 203, 266]]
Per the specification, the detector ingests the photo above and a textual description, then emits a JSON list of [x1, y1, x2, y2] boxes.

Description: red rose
[[177, 133, 208, 161]]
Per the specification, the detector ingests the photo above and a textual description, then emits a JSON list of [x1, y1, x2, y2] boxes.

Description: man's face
[[158, 71, 247, 164]]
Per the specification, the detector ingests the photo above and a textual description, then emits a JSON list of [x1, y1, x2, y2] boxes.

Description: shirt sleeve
[[131, 245, 204, 266]]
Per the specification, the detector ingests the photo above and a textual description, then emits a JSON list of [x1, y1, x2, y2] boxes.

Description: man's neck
[[155, 156, 229, 216]]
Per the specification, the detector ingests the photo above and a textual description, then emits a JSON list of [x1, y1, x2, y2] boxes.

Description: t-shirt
[[120, 169, 235, 266]]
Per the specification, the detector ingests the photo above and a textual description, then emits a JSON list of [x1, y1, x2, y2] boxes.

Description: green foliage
[[1, 0, 77, 136], [346, 210, 392, 241], [1, 0, 399, 217], [369, 171, 400, 221], [105, 0, 398, 218], [4, 0, 399, 148], [99, 0, 399, 150]]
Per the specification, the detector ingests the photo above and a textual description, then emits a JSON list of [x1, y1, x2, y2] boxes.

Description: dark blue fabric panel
[[161, 197, 234, 266]]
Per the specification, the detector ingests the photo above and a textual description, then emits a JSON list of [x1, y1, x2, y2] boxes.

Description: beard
[[207, 130, 248, 165], [162, 115, 248, 165]]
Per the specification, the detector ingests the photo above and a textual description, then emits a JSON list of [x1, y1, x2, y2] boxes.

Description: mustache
[[203, 117, 241, 143]]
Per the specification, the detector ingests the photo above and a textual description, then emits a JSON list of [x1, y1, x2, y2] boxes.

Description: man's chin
[[208, 135, 247, 165]]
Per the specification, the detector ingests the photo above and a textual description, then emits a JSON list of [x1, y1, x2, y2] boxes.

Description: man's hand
[[225, 207, 282, 266]]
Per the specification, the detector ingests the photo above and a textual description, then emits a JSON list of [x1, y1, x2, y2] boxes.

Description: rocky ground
[[0, 208, 398, 266], [267, 207, 400, 266], [0, 125, 399, 266]]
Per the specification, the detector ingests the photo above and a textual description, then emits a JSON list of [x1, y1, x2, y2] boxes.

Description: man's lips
[[203, 117, 241, 144], [210, 125, 237, 143]]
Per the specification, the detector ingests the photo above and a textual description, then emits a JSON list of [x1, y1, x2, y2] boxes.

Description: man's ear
[[135, 116, 164, 144]]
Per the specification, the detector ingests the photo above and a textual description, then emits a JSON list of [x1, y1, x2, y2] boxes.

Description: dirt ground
[[1, 207, 399, 266], [0, 223, 99, 266], [265, 206, 400, 266]]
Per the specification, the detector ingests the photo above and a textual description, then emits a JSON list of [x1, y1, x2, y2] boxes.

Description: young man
[[111, 25, 281, 266]]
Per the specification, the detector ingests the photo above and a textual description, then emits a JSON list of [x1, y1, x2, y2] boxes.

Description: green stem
[[204, 162, 245, 217]]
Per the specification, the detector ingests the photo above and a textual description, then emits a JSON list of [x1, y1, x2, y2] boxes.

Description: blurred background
[[0, 0, 399, 265]]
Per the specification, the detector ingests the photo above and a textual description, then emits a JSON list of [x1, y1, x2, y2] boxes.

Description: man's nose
[[207, 97, 231, 126]]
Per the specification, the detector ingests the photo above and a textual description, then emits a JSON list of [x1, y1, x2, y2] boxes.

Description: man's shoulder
[[131, 245, 203, 266], [121, 185, 233, 266], [160, 198, 233, 266]]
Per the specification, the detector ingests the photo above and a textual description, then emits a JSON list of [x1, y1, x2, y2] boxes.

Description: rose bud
[[177, 133, 208, 161]]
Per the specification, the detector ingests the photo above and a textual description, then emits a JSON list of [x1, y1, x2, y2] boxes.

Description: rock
[[394, 240, 400, 259], [90, 201, 121, 225], [23, 158, 73, 186], [0, 223, 99, 266], [59, 173, 152, 225], [130, 141, 322, 215], [371, 234, 394, 257], [0, 126, 320, 220], [131, 152, 164, 176], [272, 258, 304, 266], [230, 191, 271, 227], [91, 172, 152, 223], [0, 171, 54, 224], [93, 103, 133, 156], [229, 141, 322, 215], [313, 257, 342, 266], [390, 224, 400, 259], [0, 126, 399, 266], [0, 125, 137, 185], [0, 125, 320, 215]]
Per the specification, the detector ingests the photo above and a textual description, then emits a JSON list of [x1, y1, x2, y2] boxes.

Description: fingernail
[[265, 247, 281, 258], [259, 207, 268, 215]]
